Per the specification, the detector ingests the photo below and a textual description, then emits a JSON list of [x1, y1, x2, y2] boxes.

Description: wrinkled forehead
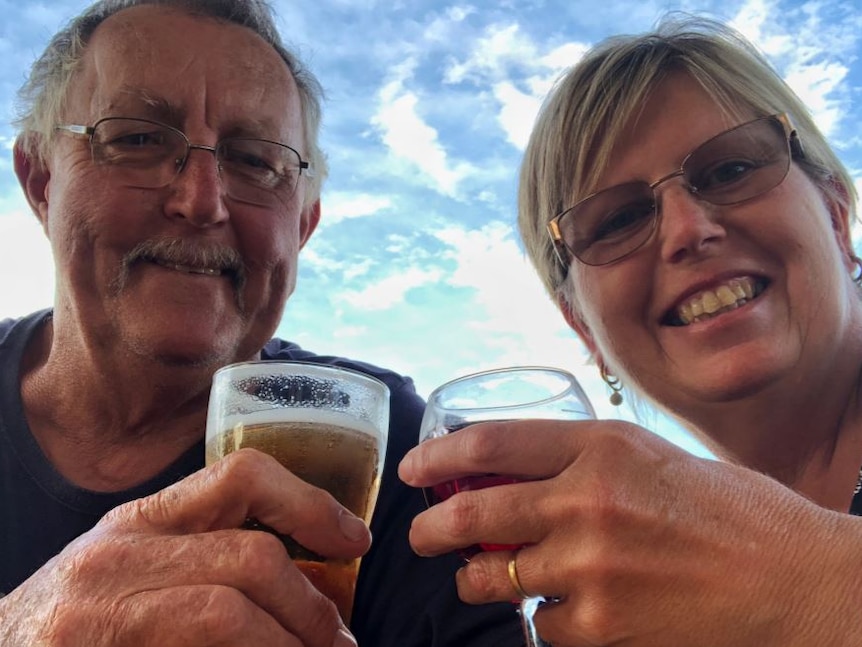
[[65, 5, 300, 138]]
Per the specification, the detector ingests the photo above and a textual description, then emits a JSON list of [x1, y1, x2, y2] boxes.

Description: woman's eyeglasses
[[55, 117, 313, 207], [547, 113, 803, 268]]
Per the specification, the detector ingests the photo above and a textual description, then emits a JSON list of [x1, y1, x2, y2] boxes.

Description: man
[[0, 1, 522, 645]]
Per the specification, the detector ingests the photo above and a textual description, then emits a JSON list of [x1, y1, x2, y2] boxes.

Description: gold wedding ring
[[507, 551, 530, 599]]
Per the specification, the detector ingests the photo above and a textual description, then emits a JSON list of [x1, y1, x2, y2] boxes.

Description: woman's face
[[564, 73, 857, 423]]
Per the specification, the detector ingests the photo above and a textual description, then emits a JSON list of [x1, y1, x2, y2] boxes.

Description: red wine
[[423, 422, 526, 558]]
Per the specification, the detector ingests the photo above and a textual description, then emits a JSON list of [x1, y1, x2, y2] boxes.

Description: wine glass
[[419, 366, 595, 647]]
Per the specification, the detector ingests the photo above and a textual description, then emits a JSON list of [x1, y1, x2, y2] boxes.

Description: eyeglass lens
[[558, 115, 791, 266], [89, 118, 303, 206]]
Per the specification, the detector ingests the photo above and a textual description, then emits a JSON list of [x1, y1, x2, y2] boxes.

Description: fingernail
[[397, 454, 415, 482], [338, 510, 369, 543], [334, 626, 358, 647]]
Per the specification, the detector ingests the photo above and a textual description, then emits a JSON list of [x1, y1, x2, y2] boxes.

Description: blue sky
[[1, 0, 860, 454]]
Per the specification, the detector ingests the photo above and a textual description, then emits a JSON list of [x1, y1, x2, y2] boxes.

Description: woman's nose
[[655, 181, 727, 264]]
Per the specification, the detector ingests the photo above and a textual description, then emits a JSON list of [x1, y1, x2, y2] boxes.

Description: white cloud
[[492, 80, 543, 150], [372, 59, 477, 197], [0, 209, 54, 318], [424, 5, 476, 43], [443, 24, 589, 151], [340, 266, 444, 310], [321, 191, 392, 226], [444, 23, 535, 84], [731, 0, 856, 136]]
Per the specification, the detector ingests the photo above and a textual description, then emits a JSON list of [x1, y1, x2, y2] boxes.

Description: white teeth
[[155, 259, 222, 276], [676, 277, 758, 325]]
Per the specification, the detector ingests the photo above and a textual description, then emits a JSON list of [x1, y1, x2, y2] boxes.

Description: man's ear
[[13, 138, 50, 233], [557, 293, 600, 358], [299, 199, 320, 249]]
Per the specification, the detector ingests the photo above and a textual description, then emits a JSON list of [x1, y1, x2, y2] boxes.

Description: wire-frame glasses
[[547, 113, 803, 268], [55, 117, 313, 207]]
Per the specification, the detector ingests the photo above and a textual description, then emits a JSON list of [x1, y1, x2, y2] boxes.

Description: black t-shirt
[[0, 310, 522, 646]]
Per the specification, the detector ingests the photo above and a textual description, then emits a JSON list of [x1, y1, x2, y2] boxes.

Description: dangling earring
[[599, 364, 623, 406], [851, 255, 862, 287]]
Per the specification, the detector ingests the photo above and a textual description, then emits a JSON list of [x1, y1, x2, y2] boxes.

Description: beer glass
[[420, 366, 595, 647], [205, 361, 390, 623]]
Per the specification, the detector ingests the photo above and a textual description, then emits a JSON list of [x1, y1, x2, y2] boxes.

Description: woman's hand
[[0, 449, 367, 647], [400, 419, 862, 646]]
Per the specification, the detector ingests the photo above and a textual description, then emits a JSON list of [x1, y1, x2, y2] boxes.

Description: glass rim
[[213, 359, 389, 394], [428, 365, 595, 417]]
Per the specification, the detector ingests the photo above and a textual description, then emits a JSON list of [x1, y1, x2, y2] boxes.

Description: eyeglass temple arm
[[776, 113, 805, 160], [546, 219, 571, 268], [54, 124, 95, 137]]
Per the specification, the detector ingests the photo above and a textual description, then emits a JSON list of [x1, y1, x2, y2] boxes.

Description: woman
[[399, 16, 862, 646]]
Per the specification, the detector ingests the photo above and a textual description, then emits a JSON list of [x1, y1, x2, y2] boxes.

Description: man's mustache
[[112, 238, 248, 310]]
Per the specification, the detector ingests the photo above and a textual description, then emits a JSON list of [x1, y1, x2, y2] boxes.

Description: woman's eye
[[696, 159, 759, 189], [591, 203, 654, 242]]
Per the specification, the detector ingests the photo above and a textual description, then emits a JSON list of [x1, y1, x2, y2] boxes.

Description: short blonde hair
[[518, 15, 856, 309]]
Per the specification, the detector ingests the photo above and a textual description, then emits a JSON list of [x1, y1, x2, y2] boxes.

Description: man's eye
[[108, 131, 167, 147]]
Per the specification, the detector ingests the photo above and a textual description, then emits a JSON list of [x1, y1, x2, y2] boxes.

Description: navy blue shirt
[[0, 309, 522, 646]]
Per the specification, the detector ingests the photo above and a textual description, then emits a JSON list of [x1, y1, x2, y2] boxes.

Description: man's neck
[[19, 317, 212, 491]]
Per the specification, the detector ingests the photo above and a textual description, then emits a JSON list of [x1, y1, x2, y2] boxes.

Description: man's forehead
[[85, 5, 287, 77], [67, 4, 299, 130]]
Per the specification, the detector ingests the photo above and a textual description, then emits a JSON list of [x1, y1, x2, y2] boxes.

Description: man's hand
[[0, 449, 369, 646]]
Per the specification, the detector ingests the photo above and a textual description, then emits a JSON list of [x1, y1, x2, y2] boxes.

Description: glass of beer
[[419, 366, 595, 647], [205, 361, 390, 624]]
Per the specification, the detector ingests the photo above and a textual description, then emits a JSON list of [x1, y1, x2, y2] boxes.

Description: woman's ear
[[557, 293, 599, 358], [823, 179, 855, 271]]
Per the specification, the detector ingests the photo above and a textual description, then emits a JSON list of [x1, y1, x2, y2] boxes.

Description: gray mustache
[[124, 238, 244, 276], [116, 238, 248, 309]]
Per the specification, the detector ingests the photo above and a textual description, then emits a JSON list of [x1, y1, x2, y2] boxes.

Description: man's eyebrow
[[105, 87, 182, 122]]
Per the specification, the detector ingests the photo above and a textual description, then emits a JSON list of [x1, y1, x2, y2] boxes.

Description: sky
[[1, 0, 860, 455]]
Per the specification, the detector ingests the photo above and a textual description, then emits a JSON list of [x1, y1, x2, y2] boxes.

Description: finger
[[454, 546, 563, 606], [399, 419, 594, 487], [408, 480, 547, 557], [113, 585, 305, 647], [63, 527, 351, 645], [103, 449, 371, 560]]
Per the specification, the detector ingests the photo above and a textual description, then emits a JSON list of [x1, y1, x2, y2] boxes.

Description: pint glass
[[205, 361, 390, 623]]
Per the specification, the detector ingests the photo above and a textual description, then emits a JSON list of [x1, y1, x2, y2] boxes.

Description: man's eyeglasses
[[547, 113, 803, 268], [55, 117, 313, 207]]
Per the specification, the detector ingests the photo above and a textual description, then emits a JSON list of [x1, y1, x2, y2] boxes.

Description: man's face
[[26, 5, 318, 368]]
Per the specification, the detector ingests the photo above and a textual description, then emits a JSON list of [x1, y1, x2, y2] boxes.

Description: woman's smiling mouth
[[665, 277, 768, 326]]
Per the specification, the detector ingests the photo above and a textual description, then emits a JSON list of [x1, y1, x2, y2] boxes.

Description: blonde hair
[[518, 15, 856, 309], [14, 0, 327, 206]]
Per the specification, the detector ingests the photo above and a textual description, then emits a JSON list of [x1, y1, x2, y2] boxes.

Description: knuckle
[[295, 590, 342, 640], [61, 533, 128, 585], [442, 494, 482, 540], [215, 447, 275, 484], [196, 586, 253, 640], [239, 528, 289, 574], [458, 558, 498, 601], [462, 424, 506, 464], [575, 599, 621, 645]]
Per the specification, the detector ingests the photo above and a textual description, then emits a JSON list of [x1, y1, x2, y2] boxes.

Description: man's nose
[[162, 145, 230, 227]]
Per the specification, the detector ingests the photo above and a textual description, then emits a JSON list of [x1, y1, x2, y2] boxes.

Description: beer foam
[[215, 407, 383, 441]]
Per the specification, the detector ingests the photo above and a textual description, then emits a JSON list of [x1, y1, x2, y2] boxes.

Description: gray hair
[[14, 0, 327, 205], [518, 15, 857, 309]]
